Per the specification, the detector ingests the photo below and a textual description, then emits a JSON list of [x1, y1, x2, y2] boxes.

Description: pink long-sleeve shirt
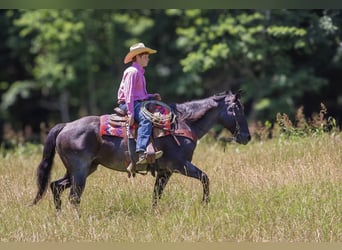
[[117, 62, 153, 116]]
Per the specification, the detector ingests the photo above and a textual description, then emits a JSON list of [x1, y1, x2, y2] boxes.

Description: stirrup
[[136, 150, 163, 165]]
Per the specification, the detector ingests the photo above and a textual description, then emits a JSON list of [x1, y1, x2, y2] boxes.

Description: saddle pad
[[100, 115, 136, 138], [100, 114, 197, 143]]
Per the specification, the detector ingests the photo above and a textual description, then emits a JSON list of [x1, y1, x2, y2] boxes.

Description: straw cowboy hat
[[124, 42, 157, 64]]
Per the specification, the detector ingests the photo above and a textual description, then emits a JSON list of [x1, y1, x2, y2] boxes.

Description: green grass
[[0, 133, 341, 242]]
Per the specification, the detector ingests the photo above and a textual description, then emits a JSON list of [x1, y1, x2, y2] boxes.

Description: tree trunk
[[59, 91, 70, 122]]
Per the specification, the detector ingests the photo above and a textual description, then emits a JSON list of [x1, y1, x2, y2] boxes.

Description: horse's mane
[[175, 96, 222, 122]]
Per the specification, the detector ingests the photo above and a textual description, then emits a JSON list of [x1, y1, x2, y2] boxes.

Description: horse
[[32, 91, 251, 211]]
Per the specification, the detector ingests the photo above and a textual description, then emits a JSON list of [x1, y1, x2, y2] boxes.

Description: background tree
[[0, 9, 341, 144], [171, 9, 342, 121]]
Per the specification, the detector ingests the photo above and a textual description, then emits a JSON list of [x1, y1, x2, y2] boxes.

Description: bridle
[[230, 102, 241, 139], [222, 100, 242, 143]]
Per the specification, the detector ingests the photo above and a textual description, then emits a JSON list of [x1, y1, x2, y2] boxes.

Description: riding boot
[[136, 150, 163, 165]]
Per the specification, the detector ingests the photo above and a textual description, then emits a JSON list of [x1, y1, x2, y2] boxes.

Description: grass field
[[0, 132, 341, 242]]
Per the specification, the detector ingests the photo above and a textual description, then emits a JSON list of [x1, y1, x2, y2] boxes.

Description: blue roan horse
[[32, 91, 251, 211]]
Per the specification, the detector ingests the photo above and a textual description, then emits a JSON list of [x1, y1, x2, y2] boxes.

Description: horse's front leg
[[152, 170, 172, 207], [183, 161, 210, 205]]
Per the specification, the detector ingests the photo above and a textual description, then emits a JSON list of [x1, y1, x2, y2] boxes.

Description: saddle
[[109, 104, 174, 138], [109, 108, 136, 137], [110, 106, 168, 177]]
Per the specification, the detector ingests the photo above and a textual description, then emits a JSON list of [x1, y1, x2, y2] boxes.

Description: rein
[[231, 103, 241, 140], [219, 102, 241, 145]]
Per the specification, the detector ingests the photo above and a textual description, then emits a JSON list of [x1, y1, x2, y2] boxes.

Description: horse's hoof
[[126, 162, 136, 178], [127, 171, 136, 178], [126, 171, 136, 178]]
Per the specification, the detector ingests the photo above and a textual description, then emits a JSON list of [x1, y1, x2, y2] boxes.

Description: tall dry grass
[[0, 130, 341, 242]]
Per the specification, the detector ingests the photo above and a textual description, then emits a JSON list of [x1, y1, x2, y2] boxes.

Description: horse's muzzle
[[236, 132, 251, 145]]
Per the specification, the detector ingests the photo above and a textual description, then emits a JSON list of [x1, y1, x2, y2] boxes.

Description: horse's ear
[[235, 89, 243, 100]]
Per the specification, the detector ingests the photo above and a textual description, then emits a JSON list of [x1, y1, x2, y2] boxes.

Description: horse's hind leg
[[69, 171, 88, 211], [153, 170, 172, 207], [50, 173, 71, 211]]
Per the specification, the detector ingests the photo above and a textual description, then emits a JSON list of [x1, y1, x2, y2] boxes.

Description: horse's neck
[[190, 108, 219, 139], [175, 97, 222, 139]]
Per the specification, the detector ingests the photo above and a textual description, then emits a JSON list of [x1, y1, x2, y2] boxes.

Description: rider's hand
[[152, 93, 161, 101], [127, 115, 134, 126]]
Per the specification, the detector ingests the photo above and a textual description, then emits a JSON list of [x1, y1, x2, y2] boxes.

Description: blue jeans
[[119, 101, 152, 153]]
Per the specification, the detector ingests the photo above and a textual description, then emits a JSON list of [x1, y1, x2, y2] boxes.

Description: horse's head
[[216, 91, 251, 145]]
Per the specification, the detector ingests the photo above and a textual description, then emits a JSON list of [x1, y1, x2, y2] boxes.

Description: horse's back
[[56, 116, 101, 153], [54, 115, 127, 171]]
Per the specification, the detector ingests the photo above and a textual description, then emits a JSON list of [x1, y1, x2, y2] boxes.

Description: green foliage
[[276, 103, 338, 139], [250, 103, 339, 142], [4, 10, 157, 120], [173, 10, 341, 121], [1, 81, 37, 110], [13, 10, 82, 88], [112, 12, 154, 37], [1, 9, 341, 128], [175, 10, 269, 73]]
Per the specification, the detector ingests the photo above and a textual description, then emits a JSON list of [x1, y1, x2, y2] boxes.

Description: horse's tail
[[32, 123, 66, 205]]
